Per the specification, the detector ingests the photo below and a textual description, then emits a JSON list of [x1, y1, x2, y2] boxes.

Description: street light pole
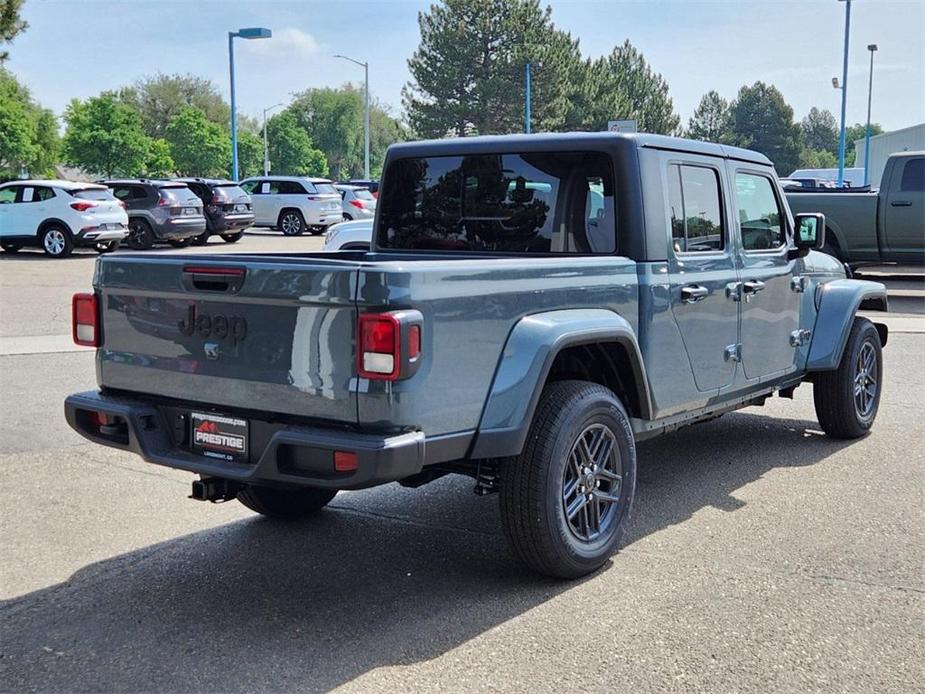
[[525, 62, 532, 134], [836, 0, 852, 187], [228, 27, 272, 181], [334, 54, 370, 180], [863, 43, 878, 186], [263, 103, 284, 176]]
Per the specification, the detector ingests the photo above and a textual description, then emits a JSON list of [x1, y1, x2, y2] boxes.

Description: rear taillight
[[357, 311, 423, 381], [349, 199, 364, 209], [117, 200, 126, 208], [358, 313, 400, 379], [307, 195, 319, 201], [211, 194, 224, 204], [72, 293, 99, 347], [157, 196, 170, 206], [70, 201, 98, 212]]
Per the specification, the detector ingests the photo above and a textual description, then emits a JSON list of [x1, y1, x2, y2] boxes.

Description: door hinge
[[724, 343, 742, 362], [790, 329, 812, 347], [791, 275, 809, 293]]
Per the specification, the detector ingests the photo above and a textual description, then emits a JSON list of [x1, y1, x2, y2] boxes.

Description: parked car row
[[1, 174, 379, 258]]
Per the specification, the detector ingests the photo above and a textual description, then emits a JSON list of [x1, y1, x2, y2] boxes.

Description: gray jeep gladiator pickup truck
[[66, 133, 889, 579], [787, 151, 924, 265]]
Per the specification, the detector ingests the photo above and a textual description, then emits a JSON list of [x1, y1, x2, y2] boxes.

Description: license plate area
[[183, 207, 198, 216], [191, 412, 248, 462]]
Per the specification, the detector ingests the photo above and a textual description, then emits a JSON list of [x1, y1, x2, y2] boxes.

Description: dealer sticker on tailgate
[[191, 412, 248, 462]]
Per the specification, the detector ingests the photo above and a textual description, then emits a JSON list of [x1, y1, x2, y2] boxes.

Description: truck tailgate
[[95, 255, 358, 423]]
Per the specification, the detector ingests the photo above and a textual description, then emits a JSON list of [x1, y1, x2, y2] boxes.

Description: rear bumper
[[64, 390, 425, 490], [210, 213, 255, 233], [156, 217, 208, 239], [75, 228, 128, 244]]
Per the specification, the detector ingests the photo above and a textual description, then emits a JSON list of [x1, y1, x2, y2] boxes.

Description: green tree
[[143, 137, 174, 177], [799, 147, 838, 169], [165, 106, 230, 177], [63, 92, 153, 177], [845, 122, 884, 165], [800, 107, 838, 155], [687, 90, 731, 143], [266, 111, 328, 177], [728, 82, 802, 176], [1, 0, 27, 62], [0, 67, 58, 178], [403, 0, 581, 137], [236, 130, 264, 179], [123, 73, 230, 140], [571, 40, 679, 134]]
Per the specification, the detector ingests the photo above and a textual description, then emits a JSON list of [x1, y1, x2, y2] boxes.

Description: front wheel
[[813, 317, 883, 439], [237, 484, 337, 520], [41, 225, 74, 258], [279, 210, 305, 236], [500, 380, 637, 579]]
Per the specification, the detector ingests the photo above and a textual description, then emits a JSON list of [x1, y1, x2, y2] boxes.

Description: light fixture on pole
[[334, 54, 370, 180], [263, 103, 284, 176], [228, 27, 272, 181], [835, 0, 852, 187], [863, 43, 878, 186]]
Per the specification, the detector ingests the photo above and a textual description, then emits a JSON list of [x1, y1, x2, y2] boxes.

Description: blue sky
[[8, 0, 925, 132]]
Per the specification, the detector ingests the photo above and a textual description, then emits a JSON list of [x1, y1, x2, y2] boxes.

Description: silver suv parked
[[103, 179, 207, 249], [239, 176, 342, 235]]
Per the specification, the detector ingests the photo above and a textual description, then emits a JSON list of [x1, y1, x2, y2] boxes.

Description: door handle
[[742, 280, 766, 301], [680, 285, 709, 303], [890, 200, 912, 207]]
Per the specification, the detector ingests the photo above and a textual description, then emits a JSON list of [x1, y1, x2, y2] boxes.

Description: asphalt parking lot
[[1, 235, 923, 692]]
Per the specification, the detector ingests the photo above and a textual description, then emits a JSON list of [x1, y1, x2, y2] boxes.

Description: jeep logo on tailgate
[[178, 305, 247, 344]]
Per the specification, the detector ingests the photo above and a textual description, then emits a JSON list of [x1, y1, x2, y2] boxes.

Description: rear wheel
[[237, 484, 337, 520], [279, 210, 305, 236], [95, 240, 119, 254], [1, 243, 21, 254], [814, 317, 883, 439], [220, 231, 244, 243], [41, 225, 74, 258], [500, 380, 636, 579], [191, 229, 212, 246], [126, 219, 155, 250]]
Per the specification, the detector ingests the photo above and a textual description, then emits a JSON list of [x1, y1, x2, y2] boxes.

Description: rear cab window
[[377, 151, 616, 254], [899, 157, 924, 192]]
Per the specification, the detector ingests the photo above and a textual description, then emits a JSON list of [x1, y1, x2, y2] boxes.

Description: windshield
[[314, 182, 338, 195], [73, 189, 116, 201], [376, 151, 616, 254]]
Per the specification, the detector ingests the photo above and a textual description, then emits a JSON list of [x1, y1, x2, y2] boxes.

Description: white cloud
[[241, 27, 320, 58]]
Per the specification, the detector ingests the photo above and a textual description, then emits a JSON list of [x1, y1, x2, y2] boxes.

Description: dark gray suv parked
[[103, 180, 207, 249], [174, 178, 255, 245]]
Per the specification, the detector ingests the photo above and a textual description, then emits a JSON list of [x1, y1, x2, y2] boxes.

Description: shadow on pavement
[[0, 410, 853, 691]]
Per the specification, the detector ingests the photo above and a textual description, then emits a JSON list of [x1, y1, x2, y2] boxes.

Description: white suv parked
[[239, 176, 342, 235], [0, 180, 129, 257]]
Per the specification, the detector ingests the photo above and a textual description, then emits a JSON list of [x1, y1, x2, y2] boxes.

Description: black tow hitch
[[190, 477, 241, 503]]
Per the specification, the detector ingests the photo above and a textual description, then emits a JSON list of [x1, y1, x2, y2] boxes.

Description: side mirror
[[791, 212, 825, 257]]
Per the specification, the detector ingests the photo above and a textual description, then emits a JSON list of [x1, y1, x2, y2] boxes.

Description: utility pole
[[863, 44, 878, 186], [836, 0, 852, 187]]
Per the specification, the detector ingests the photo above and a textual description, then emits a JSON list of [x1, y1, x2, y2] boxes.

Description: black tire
[[126, 219, 155, 250], [220, 231, 244, 243], [1, 243, 21, 253], [40, 224, 74, 258], [95, 240, 119, 254], [191, 229, 212, 246], [167, 237, 193, 248], [813, 317, 883, 439], [343, 213, 353, 221], [278, 210, 305, 236], [237, 484, 337, 520], [820, 235, 842, 262], [500, 380, 637, 579]]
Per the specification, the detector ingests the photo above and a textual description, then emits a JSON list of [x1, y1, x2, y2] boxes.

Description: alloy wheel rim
[[562, 423, 623, 542], [44, 229, 65, 255], [282, 215, 300, 233], [854, 341, 878, 419]]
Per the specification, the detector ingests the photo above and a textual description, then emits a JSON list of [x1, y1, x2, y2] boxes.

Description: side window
[[302, 181, 317, 194], [266, 182, 280, 194], [668, 164, 724, 253], [899, 157, 924, 192], [111, 187, 131, 201], [33, 187, 55, 201], [240, 180, 258, 194], [0, 186, 18, 204], [19, 187, 36, 203], [735, 172, 785, 251], [132, 186, 149, 200], [279, 181, 306, 194]]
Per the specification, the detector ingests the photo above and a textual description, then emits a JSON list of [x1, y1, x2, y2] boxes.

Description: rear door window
[[667, 164, 724, 254], [278, 181, 306, 194], [734, 172, 786, 251], [377, 151, 616, 254], [0, 186, 18, 204]]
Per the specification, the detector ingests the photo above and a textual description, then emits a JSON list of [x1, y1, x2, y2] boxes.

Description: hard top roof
[[386, 131, 772, 167], [1, 179, 106, 190]]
